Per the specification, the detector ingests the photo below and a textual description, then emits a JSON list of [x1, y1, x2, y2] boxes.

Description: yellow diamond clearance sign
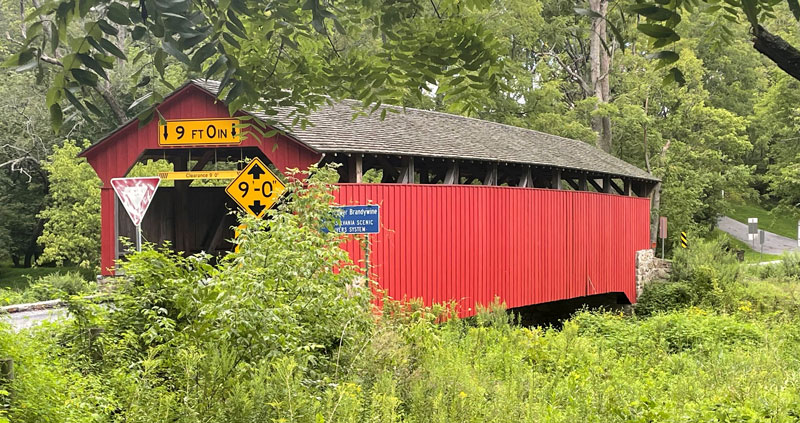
[[225, 158, 286, 218]]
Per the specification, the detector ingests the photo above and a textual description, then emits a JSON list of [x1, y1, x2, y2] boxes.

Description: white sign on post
[[111, 177, 160, 251], [748, 218, 758, 241]]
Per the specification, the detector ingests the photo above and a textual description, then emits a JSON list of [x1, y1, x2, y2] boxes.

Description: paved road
[[717, 216, 800, 255], [2, 307, 68, 331]]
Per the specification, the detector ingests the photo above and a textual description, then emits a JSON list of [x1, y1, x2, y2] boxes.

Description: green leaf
[[71, 68, 99, 86], [663, 67, 686, 86], [227, 10, 246, 34], [741, 0, 759, 26], [137, 107, 155, 127], [606, 20, 626, 52], [629, 4, 676, 20], [787, 0, 800, 19], [162, 40, 191, 64], [46, 86, 62, 107], [225, 80, 244, 105], [78, 0, 91, 17], [85, 100, 104, 116], [51, 22, 60, 54], [191, 42, 217, 70], [128, 91, 153, 110], [98, 38, 126, 59], [223, 32, 241, 49], [106, 2, 131, 25], [135, 75, 151, 88], [64, 88, 89, 115], [50, 104, 63, 132], [78, 53, 109, 80], [132, 49, 146, 64], [86, 36, 105, 54], [647, 50, 680, 64], [225, 21, 248, 40], [637, 23, 679, 39], [97, 19, 118, 36], [574, 7, 603, 18], [653, 34, 680, 48], [154, 49, 166, 78], [205, 55, 227, 78], [16, 59, 39, 72], [132, 25, 147, 40]]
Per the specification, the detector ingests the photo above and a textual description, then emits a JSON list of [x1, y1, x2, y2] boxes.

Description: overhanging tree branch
[[752, 25, 800, 82]]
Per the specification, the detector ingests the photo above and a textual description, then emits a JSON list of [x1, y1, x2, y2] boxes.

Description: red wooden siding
[[335, 184, 651, 317]]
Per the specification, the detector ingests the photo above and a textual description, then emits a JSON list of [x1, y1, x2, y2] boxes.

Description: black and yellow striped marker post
[[680, 231, 688, 249]]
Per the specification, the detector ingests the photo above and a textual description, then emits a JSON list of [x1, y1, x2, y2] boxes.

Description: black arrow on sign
[[231, 123, 237, 137], [249, 200, 266, 215], [248, 163, 265, 179], [163, 125, 168, 140]]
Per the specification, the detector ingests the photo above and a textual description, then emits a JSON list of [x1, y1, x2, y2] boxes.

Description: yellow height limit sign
[[225, 157, 286, 218], [159, 118, 242, 146]]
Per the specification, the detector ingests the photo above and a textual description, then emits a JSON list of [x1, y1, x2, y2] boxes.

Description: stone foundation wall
[[635, 249, 672, 297]]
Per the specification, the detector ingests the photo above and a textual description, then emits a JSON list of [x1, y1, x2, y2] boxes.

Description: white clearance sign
[[111, 177, 161, 227]]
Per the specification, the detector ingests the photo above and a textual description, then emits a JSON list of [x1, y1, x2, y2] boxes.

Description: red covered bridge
[[80, 80, 659, 316]]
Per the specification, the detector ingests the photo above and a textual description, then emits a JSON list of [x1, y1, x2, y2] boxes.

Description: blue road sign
[[333, 205, 380, 234]]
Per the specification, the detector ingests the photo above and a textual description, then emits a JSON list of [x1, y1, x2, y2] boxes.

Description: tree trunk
[[589, 0, 613, 153], [649, 182, 662, 245], [96, 81, 128, 125], [643, 95, 651, 173]]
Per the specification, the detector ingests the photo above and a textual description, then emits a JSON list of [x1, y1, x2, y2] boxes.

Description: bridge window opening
[[317, 152, 656, 199]]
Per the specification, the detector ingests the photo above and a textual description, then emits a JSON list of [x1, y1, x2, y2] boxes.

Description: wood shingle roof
[[197, 80, 658, 181]]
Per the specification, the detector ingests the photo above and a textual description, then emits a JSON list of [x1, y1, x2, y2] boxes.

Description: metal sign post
[[658, 216, 667, 259], [760, 229, 765, 262], [365, 234, 371, 279], [136, 225, 142, 252], [748, 218, 758, 246]]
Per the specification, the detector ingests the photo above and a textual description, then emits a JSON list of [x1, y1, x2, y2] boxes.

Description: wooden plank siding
[[335, 184, 651, 317]]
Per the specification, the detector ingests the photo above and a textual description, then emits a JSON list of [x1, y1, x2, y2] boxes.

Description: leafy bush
[[635, 280, 696, 316], [0, 271, 94, 305], [26, 271, 94, 301], [670, 236, 740, 291], [638, 237, 742, 315], [754, 252, 800, 280], [36, 140, 102, 268]]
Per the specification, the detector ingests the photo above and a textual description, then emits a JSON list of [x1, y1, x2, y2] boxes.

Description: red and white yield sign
[[111, 177, 161, 226]]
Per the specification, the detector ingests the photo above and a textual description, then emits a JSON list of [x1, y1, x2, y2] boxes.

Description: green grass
[[0, 262, 94, 291], [710, 229, 783, 263], [726, 201, 799, 239]]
